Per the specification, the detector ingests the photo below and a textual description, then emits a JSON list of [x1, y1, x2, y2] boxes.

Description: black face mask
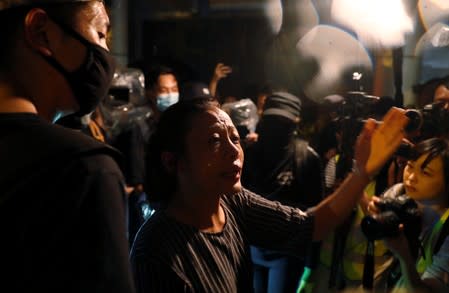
[[42, 18, 116, 116]]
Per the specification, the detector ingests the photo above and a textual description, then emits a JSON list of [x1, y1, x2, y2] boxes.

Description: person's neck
[[166, 191, 226, 233]]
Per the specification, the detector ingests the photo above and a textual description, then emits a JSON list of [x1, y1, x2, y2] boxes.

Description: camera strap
[[416, 208, 449, 274], [328, 209, 356, 289], [362, 240, 375, 289]]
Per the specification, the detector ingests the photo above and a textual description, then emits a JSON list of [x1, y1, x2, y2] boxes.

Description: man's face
[[150, 73, 179, 111], [55, 1, 110, 71], [69, 1, 110, 50], [156, 74, 178, 96], [16, 1, 111, 119]]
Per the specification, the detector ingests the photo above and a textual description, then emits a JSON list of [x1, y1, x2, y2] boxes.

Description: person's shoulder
[[293, 138, 320, 158], [12, 117, 108, 153], [131, 212, 189, 258], [45, 123, 107, 150], [40, 123, 123, 166], [221, 188, 260, 208], [0, 116, 121, 179], [382, 183, 405, 199]]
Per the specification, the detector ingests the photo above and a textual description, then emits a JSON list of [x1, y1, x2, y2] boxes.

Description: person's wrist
[[352, 160, 372, 183]]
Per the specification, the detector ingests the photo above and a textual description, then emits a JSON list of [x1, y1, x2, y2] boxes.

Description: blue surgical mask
[[156, 93, 179, 112]]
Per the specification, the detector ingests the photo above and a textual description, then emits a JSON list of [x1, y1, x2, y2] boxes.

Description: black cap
[[263, 91, 301, 121], [180, 81, 213, 101]]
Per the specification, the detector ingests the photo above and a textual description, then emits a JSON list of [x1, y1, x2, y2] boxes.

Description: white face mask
[[156, 92, 179, 112]]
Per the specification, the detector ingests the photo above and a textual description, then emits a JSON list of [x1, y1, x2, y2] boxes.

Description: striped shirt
[[130, 188, 314, 292]]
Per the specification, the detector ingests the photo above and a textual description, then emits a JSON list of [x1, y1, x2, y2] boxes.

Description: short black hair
[[0, 1, 100, 72], [145, 65, 177, 90]]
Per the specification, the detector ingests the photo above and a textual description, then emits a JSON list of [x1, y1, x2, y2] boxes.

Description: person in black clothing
[[130, 97, 408, 292], [0, 1, 134, 292], [243, 91, 324, 292]]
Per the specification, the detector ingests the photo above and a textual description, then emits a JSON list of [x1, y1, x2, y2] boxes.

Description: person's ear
[[23, 8, 53, 57], [161, 151, 177, 174]]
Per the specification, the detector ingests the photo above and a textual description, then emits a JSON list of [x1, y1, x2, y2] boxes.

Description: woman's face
[[177, 107, 244, 196], [403, 153, 446, 203]]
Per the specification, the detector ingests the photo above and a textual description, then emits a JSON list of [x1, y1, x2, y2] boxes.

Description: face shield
[[221, 98, 259, 138], [100, 67, 152, 139]]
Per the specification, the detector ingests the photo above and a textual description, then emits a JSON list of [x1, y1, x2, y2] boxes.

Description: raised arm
[[311, 108, 408, 241], [209, 63, 232, 98]]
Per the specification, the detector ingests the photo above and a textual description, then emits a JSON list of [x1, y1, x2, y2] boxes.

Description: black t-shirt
[[243, 138, 323, 210], [0, 113, 135, 293]]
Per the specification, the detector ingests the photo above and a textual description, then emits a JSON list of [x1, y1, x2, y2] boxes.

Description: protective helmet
[[0, 0, 93, 11]]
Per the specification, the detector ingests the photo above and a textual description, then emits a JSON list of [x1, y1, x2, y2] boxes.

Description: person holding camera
[[367, 138, 449, 293]]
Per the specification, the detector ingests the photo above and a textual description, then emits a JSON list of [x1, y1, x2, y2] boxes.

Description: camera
[[405, 101, 449, 140], [361, 194, 421, 241], [331, 92, 391, 180]]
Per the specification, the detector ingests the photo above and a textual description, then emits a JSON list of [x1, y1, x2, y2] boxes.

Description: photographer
[[367, 138, 449, 293]]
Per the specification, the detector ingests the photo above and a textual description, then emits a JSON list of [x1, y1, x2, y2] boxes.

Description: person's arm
[[209, 63, 232, 97], [383, 230, 449, 292], [397, 244, 432, 292], [46, 153, 136, 293], [383, 231, 434, 292], [311, 108, 408, 241]]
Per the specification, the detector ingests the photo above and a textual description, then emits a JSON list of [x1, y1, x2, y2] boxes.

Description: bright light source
[[331, 0, 414, 48], [264, 0, 283, 34], [353, 72, 363, 80], [297, 25, 373, 102], [264, 0, 319, 35]]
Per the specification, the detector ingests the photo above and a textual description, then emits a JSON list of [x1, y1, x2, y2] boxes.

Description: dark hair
[[0, 1, 95, 72], [145, 98, 220, 203], [409, 137, 449, 198], [145, 65, 177, 90]]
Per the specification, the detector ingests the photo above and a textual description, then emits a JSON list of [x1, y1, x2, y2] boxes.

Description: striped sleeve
[[132, 256, 190, 292], [226, 189, 315, 257]]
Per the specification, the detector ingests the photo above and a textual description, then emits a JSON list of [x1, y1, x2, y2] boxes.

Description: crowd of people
[[1, 1, 449, 293]]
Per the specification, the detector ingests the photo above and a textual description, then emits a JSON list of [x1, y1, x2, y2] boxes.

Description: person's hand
[[367, 199, 411, 260], [383, 225, 411, 260], [244, 132, 258, 146], [355, 107, 409, 178], [367, 196, 382, 215], [212, 63, 232, 81]]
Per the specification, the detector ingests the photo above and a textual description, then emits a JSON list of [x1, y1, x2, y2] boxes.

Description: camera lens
[[361, 211, 400, 240], [404, 109, 422, 133]]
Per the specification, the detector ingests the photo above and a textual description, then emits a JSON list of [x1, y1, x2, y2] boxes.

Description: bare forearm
[[209, 79, 218, 97], [312, 171, 370, 241]]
